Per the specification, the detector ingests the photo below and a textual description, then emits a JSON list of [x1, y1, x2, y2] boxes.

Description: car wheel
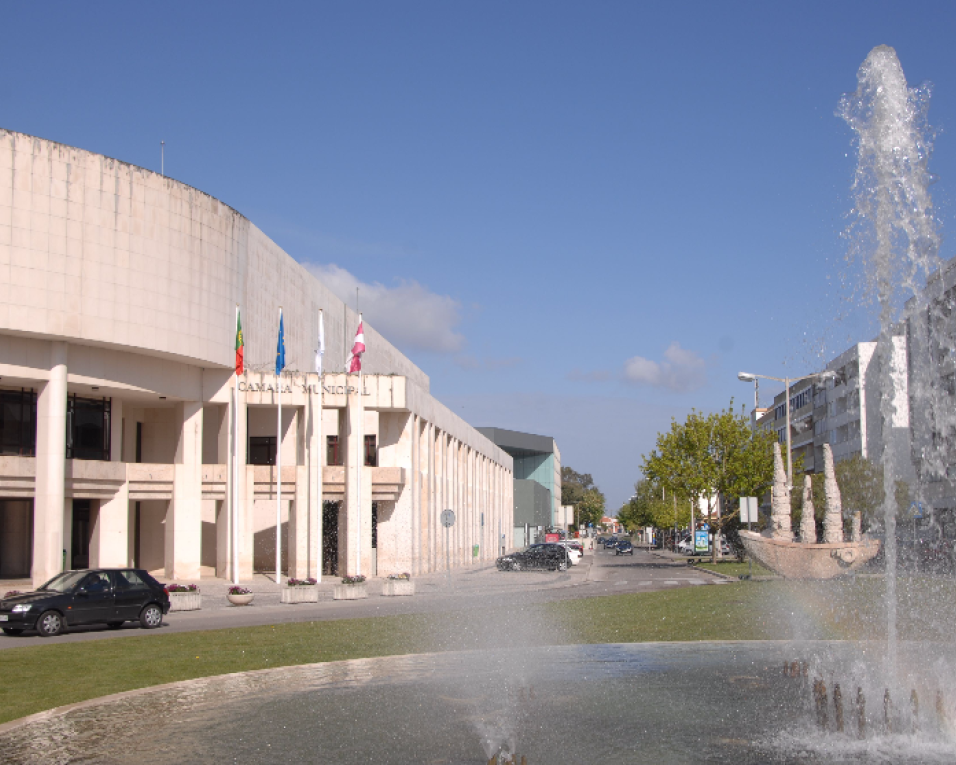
[[512, 561, 522, 572], [1, 628, 23, 636], [107, 621, 124, 629], [558, 560, 568, 571], [139, 603, 163, 629], [36, 610, 64, 637]]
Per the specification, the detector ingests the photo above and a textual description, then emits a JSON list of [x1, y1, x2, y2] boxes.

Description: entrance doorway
[[71, 499, 92, 569], [322, 500, 338, 576]]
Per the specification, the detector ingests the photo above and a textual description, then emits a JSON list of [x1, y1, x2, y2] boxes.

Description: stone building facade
[[0, 129, 514, 587]]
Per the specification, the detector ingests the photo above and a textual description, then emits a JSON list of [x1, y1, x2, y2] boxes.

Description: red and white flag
[[346, 319, 365, 373]]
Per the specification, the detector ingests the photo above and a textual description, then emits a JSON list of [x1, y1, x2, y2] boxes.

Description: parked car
[[496, 544, 571, 572], [0, 569, 170, 637], [603, 537, 621, 549], [676, 537, 695, 554], [615, 540, 634, 555], [553, 541, 583, 565]]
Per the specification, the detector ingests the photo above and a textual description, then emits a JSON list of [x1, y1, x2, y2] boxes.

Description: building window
[[327, 436, 342, 466], [0, 388, 36, 457], [365, 435, 377, 467], [67, 395, 111, 461], [249, 436, 277, 465]]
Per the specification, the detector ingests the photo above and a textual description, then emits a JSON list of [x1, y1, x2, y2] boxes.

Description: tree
[[641, 402, 776, 561], [562, 467, 605, 529], [618, 479, 691, 533]]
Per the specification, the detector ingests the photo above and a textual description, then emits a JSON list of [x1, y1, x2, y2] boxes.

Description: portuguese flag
[[235, 310, 244, 375]]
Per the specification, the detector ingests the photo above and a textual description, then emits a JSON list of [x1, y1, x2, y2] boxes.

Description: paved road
[[0, 546, 730, 649]]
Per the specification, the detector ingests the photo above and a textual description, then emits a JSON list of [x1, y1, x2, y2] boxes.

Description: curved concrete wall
[[0, 129, 428, 390]]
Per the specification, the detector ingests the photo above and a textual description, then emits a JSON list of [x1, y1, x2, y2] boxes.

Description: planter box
[[227, 593, 255, 606], [333, 583, 368, 600], [168, 592, 201, 612], [382, 579, 414, 597], [281, 586, 319, 604]]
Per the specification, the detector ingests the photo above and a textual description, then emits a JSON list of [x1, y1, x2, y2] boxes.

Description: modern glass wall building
[[477, 428, 561, 547]]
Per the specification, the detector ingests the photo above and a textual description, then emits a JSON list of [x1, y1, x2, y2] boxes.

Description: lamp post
[[737, 370, 835, 490]]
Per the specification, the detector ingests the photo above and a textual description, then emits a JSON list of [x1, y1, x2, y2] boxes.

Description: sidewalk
[[0, 557, 595, 613]]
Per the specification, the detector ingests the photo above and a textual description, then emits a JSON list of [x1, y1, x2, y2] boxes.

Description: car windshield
[[38, 571, 88, 592]]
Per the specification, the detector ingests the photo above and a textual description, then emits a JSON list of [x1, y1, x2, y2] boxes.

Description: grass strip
[[0, 613, 433, 725], [3, 576, 953, 726]]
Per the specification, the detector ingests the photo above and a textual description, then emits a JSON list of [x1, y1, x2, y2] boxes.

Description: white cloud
[[623, 342, 707, 393], [307, 263, 465, 354]]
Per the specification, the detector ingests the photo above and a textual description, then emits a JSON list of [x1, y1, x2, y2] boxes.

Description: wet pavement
[[0, 545, 730, 648]]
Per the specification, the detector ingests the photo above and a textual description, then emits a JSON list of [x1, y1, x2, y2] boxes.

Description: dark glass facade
[[0, 388, 36, 457], [66, 395, 112, 461]]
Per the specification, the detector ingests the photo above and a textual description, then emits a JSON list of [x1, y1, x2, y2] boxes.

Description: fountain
[[0, 44, 953, 765], [739, 443, 880, 578]]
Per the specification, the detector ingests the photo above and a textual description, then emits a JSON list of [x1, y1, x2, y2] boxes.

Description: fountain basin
[[2, 641, 953, 764], [740, 530, 880, 579]]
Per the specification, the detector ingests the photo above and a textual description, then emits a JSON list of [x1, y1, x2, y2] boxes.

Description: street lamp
[[737, 370, 835, 490]]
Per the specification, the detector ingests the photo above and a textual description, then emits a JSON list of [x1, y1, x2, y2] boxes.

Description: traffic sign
[[441, 509, 456, 528], [910, 502, 924, 519]]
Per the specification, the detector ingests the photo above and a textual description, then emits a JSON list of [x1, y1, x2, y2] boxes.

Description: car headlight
[[11, 604, 31, 613]]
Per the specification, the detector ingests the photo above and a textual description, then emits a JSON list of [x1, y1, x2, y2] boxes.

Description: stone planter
[[227, 593, 255, 606], [281, 586, 319, 604], [332, 583, 368, 600], [167, 592, 201, 612], [381, 579, 414, 597]]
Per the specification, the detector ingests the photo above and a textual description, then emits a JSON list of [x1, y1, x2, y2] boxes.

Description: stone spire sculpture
[[770, 442, 792, 540], [850, 511, 862, 542], [822, 444, 844, 544], [800, 474, 817, 543]]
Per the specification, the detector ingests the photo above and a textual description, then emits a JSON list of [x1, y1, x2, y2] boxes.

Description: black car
[[496, 543, 571, 572], [0, 569, 171, 637], [615, 540, 634, 555]]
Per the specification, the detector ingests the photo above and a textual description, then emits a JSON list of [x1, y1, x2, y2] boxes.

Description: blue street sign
[[910, 502, 924, 519]]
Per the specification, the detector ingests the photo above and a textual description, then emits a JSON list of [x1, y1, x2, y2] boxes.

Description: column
[[410, 414, 420, 575], [290, 402, 311, 579], [236, 384, 253, 580], [309, 379, 323, 580], [341, 383, 371, 576], [166, 401, 202, 580], [33, 342, 68, 587], [90, 397, 130, 568]]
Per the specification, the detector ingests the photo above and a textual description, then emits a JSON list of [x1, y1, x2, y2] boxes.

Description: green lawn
[[691, 559, 773, 578], [2, 575, 952, 726]]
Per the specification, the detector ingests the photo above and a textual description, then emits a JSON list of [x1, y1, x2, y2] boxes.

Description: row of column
[[410, 414, 513, 576]]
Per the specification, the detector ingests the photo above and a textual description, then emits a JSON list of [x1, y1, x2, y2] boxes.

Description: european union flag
[[275, 310, 286, 375]]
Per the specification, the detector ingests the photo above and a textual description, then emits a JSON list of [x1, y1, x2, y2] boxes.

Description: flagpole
[[276, 307, 283, 586], [357, 311, 363, 578], [232, 304, 240, 585]]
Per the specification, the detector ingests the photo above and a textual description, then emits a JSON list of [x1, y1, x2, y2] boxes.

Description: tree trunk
[[712, 493, 721, 563]]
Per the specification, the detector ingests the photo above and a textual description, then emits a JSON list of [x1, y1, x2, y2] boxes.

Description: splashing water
[[838, 45, 941, 674]]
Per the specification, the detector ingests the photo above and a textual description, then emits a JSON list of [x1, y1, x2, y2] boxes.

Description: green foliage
[[618, 479, 691, 531], [641, 402, 775, 547], [562, 466, 605, 528]]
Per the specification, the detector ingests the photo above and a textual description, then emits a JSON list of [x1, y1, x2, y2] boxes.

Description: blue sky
[[4, 2, 956, 510]]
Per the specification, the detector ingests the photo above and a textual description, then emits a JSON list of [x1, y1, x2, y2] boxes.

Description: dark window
[[365, 435, 377, 467], [249, 436, 277, 466], [0, 388, 36, 456], [135, 421, 143, 463], [327, 436, 341, 466], [67, 396, 111, 461]]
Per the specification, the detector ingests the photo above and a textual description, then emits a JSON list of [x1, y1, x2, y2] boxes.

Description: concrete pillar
[[229, 384, 253, 580], [166, 401, 203, 580], [377, 412, 413, 575], [33, 341, 68, 587], [341, 383, 371, 576], [309, 381, 322, 580], [90, 487, 129, 568], [410, 414, 419, 575]]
